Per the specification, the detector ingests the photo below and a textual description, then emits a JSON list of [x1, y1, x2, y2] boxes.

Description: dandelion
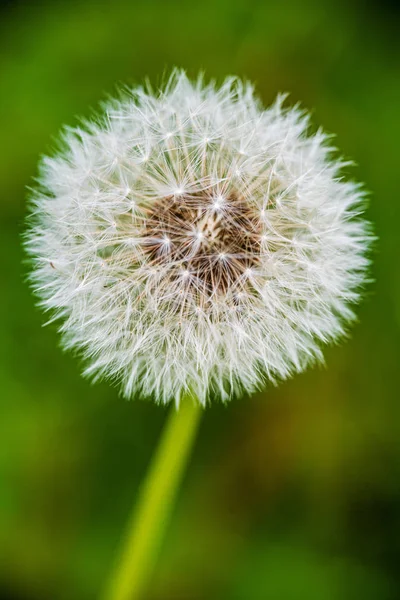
[[25, 71, 370, 407], [25, 70, 371, 600]]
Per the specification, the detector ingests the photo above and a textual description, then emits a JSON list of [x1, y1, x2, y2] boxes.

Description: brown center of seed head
[[141, 191, 262, 299]]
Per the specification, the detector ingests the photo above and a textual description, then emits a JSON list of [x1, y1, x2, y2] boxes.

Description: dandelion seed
[[25, 70, 371, 405]]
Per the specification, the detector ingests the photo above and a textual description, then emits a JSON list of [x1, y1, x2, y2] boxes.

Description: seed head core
[[140, 189, 263, 304]]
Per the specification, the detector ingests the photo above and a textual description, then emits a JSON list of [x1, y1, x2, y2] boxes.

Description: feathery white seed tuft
[[25, 70, 371, 405]]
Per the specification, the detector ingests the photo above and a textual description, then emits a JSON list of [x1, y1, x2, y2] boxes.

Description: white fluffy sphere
[[25, 71, 370, 405]]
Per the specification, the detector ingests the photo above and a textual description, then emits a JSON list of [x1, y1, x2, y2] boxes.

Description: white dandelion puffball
[[26, 71, 370, 405]]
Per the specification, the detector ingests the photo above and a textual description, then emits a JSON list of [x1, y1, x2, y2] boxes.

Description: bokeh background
[[1, 0, 399, 598]]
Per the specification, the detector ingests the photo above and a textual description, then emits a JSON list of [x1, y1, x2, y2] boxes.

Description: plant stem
[[102, 397, 202, 600]]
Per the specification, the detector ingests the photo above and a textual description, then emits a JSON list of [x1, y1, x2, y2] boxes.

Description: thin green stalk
[[102, 397, 202, 600]]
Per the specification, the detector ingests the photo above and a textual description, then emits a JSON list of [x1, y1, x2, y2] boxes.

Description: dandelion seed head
[[25, 70, 371, 405]]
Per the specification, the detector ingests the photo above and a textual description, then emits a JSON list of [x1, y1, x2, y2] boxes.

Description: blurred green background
[[1, 0, 399, 598]]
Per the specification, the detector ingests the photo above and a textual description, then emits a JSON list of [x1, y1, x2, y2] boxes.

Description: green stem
[[102, 397, 202, 600]]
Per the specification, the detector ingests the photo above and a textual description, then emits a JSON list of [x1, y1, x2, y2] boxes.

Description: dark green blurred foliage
[[0, 0, 399, 598]]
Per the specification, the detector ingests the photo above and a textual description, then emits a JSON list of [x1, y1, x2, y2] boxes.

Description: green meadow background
[[1, 0, 399, 598]]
